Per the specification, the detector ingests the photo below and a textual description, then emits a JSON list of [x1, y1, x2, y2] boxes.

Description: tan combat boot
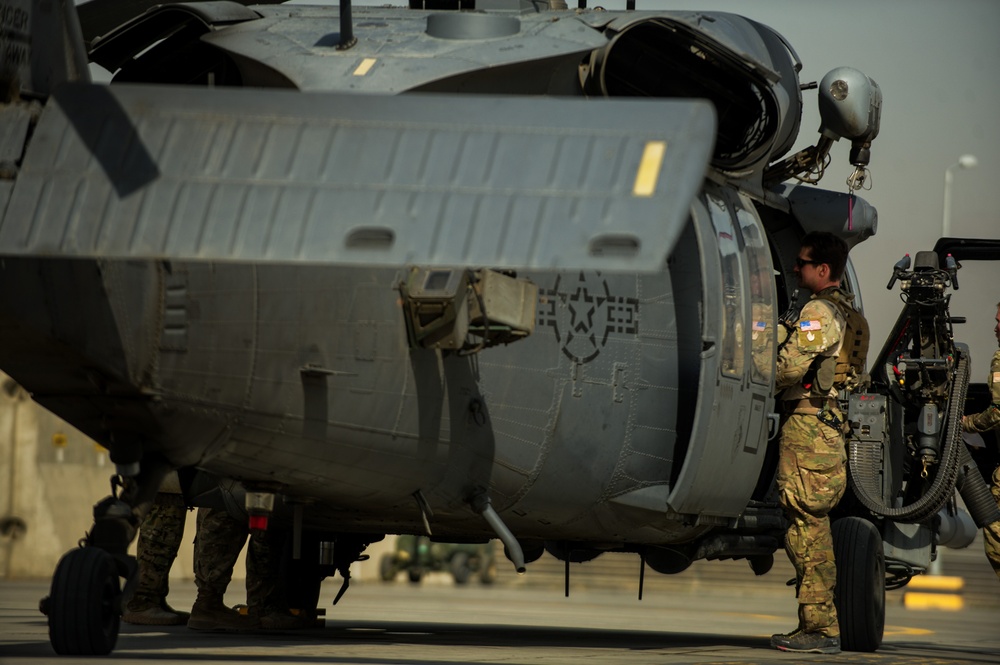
[[249, 605, 313, 631], [187, 592, 253, 632], [123, 595, 190, 626]]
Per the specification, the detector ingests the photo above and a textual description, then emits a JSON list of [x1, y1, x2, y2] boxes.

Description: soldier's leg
[[189, 507, 252, 631], [246, 528, 307, 629], [246, 528, 283, 613], [123, 497, 188, 625], [193, 507, 247, 599], [776, 416, 847, 637], [985, 466, 1000, 581], [131, 501, 184, 605]]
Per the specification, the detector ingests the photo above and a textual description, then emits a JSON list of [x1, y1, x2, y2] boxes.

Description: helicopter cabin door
[[667, 186, 776, 520]]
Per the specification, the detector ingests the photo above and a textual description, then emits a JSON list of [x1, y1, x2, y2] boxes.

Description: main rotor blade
[[1, 83, 715, 272]]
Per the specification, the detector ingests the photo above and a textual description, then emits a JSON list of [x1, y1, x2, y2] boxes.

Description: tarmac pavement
[[1, 575, 998, 665]]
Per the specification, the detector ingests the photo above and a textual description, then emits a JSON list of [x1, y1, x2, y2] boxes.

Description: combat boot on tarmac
[[187, 593, 253, 632], [123, 596, 190, 626], [769, 628, 801, 647], [771, 630, 841, 654], [249, 605, 313, 631]]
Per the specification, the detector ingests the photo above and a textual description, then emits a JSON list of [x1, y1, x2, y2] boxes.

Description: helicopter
[[1, 0, 998, 656]]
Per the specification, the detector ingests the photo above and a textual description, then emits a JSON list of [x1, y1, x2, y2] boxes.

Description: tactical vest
[[808, 288, 870, 393]]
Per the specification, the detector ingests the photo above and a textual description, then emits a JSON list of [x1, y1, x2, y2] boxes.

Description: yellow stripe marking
[[907, 575, 964, 591], [632, 140, 666, 197], [884, 625, 933, 636], [903, 592, 964, 611], [353, 58, 377, 76]]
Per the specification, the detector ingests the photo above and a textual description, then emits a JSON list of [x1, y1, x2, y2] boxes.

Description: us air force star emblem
[[537, 272, 639, 364]]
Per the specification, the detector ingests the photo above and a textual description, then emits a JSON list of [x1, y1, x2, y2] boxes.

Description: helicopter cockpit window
[[706, 193, 745, 378], [735, 204, 775, 385]]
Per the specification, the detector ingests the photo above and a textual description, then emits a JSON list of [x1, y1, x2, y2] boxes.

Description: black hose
[[848, 353, 969, 522], [956, 445, 1000, 527]]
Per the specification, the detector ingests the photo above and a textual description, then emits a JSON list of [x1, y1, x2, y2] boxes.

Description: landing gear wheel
[[48, 547, 121, 655], [450, 552, 471, 585], [407, 569, 422, 584], [832, 517, 885, 652]]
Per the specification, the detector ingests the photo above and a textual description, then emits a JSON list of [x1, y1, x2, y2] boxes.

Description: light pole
[[942, 154, 978, 238], [932, 154, 977, 579]]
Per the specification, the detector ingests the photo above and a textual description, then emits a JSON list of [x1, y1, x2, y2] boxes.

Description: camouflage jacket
[[962, 349, 1000, 433], [775, 288, 845, 401]]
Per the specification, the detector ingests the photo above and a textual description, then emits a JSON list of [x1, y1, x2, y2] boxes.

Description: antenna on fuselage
[[338, 0, 356, 50], [638, 553, 646, 600]]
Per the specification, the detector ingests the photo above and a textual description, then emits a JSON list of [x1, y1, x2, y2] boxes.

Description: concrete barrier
[[0, 375, 113, 579]]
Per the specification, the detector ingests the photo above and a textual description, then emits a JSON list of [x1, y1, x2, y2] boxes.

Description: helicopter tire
[[407, 568, 422, 584], [48, 547, 121, 656], [450, 551, 471, 585], [832, 517, 885, 652]]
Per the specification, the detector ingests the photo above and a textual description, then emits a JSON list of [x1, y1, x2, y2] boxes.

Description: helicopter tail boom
[[0, 0, 90, 101]]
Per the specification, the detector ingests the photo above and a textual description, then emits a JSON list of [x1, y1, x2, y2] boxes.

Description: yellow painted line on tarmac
[[903, 592, 964, 611], [720, 612, 784, 621], [752, 625, 933, 639], [906, 575, 964, 591], [884, 624, 934, 636]]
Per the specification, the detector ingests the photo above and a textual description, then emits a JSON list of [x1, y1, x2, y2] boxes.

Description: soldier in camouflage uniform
[[122, 494, 190, 626], [770, 232, 861, 655], [960, 301, 1000, 581], [188, 506, 305, 631]]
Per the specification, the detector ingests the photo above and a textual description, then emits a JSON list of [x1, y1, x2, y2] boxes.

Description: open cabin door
[[667, 186, 775, 520]]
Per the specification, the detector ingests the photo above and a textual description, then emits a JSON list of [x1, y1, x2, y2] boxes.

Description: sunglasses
[[795, 257, 823, 269]]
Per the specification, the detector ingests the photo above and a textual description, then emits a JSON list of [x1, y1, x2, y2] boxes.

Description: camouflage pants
[[133, 495, 187, 606], [985, 465, 1000, 582], [193, 507, 286, 612], [777, 413, 847, 636]]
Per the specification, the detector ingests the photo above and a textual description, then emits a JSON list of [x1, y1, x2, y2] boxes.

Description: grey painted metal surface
[[0, 83, 714, 272], [203, 5, 612, 92]]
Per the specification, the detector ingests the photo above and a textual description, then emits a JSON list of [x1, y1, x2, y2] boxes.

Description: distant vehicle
[[380, 536, 497, 585]]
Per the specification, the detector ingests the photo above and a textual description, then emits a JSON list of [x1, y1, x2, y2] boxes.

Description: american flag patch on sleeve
[[799, 320, 822, 332]]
